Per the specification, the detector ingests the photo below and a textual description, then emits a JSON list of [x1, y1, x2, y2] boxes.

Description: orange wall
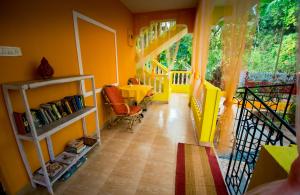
[[133, 8, 196, 35], [0, 0, 135, 194]]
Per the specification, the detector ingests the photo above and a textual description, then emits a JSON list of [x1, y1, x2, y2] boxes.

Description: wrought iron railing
[[225, 84, 296, 195]]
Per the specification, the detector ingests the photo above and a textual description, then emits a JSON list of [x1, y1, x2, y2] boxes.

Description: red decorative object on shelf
[[37, 57, 54, 79]]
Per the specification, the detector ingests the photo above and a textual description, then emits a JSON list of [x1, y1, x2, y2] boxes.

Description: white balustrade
[[136, 20, 176, 54], [171, 71, 191, 85]]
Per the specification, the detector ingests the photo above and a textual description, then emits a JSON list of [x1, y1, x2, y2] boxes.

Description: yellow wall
[[0, 0, 135, 194]]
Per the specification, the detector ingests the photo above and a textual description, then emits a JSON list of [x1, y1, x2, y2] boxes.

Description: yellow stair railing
[[135, 19, 190, 103], [141, 63, 170, 102], [191, 81, 221, 144], [135, 20, 188, 68], [170, 70, 191, 93]]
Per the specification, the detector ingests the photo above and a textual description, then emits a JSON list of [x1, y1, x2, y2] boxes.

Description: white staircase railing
[[136, 20, 176, 53], [170, 71, 191, 85]]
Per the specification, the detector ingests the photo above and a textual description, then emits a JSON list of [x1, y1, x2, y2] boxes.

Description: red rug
[[175, 143, 228, 195]]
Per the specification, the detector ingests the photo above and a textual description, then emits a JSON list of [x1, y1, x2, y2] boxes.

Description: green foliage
[[159, 34, 192, 70], [174, 34, 192, 70], [159, 50, 168, 67], [285, 102, 296, 125], [260, 0, 297, 33], [248, 0, 298, 74], [206, 23, 223, 80], [206, 0, 298, 81]]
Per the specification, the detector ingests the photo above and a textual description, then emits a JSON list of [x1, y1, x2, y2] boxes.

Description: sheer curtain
[[217, 0, 258, 152], [191, 0, 215, 99]]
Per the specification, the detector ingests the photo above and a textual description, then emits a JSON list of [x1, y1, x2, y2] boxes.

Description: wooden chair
[[127, 77, 140, 85], [102, 85, 142, 131]]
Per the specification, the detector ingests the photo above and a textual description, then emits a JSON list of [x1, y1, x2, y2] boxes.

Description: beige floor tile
[[122, 142, 152, 159], [148, 147, 176, 164], [99, 175, 139, 195], [135, 181, 174, 195], [100, 138, 130, 154]]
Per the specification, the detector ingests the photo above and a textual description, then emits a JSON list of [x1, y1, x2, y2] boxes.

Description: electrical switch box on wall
[[0, 46, 22, 56]]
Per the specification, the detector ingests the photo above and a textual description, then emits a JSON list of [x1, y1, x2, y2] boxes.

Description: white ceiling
[[120, 0, 199, 13]]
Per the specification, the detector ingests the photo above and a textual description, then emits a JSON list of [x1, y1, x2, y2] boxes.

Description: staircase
[[140, 59, 169, 102], [135, 20, 188, 102]]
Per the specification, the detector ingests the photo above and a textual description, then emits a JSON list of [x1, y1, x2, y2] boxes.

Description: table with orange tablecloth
[[119, 85, 152, 104]]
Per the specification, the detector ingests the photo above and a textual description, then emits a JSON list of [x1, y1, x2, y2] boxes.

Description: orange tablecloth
[[119, 85, 152, 103]]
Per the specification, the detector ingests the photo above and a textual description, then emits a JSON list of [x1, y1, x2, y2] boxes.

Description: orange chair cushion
[[129, 106, 142, 115], [104, 86, 128, 115]]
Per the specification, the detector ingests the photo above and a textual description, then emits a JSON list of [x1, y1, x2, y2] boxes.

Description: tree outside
[[206, 0, 298, 83]]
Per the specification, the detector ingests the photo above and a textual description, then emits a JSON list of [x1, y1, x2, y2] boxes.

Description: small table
[[119, 85, 152, 104]]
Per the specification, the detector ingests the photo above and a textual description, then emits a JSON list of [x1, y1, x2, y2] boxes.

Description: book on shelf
[[65, 145, 86, 154], [31, 109, 48, 126], [30, 110, 43, 129], [65, 139, 86, 154], [55, 152, 77, 165], [80, 95, 85, 108], [22, 114, 31, 133], [66, 96, 84, 112], [50, 103, 62, 119], [54, 101, 68, 117], [74, 96, 82, 110], [67, 139, 84, 148], [13, 94, 87, 134], [38, 108, 50, 125], [13, 112, 28, 135], [36, 161, 64, 178], [60, 156, 87, 181], [71, 97, 79, 111], [40, 104, 58, 121], [62, 99, 72, 114], [41, 108, 53, 123], [64, 97, 76, 112], [80, 136, 97, 146], [75, 95, 85, 109]]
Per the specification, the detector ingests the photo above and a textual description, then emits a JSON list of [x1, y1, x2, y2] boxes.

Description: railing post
[[159, 22, 162, 36], [146, 30, 149, 47], [172, 72, 175, 84], [155, 22, 158, 39], [159, 77, 162, 93], [143, 71, 146, 85], [140, 33, 144, 53], [225, 88, 248, 182], [281, 83, 294, 124], [180, 73, 182, 85], [153, 76, 157, 92]]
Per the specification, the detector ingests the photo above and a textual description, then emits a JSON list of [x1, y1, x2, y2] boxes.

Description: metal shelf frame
[[2, 75, 101, 194]]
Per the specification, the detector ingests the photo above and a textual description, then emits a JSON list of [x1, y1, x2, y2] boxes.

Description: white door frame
[[73, 10, 119, 97]]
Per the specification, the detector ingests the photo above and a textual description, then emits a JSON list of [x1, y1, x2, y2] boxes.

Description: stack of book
[[65, 139, 86, 154], [13, 95, 85, 134], [34, 136, 96, 182], [36, 161, 64, 179], [55, 152, 77, 165]]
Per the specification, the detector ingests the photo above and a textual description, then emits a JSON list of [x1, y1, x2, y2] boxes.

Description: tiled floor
[[29, 93, 196, 195]]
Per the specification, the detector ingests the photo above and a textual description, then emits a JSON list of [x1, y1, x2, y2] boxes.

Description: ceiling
[[120, 0, 199, 13]]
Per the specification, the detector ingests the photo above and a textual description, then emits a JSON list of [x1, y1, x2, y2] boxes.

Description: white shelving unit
[[2, 75, 101, 194]]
